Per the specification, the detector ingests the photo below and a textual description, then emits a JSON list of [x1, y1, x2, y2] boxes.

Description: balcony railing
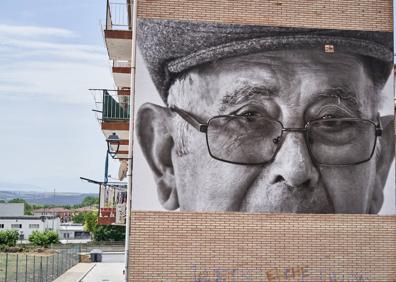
[[90, 89, 131, 121], [106, 0, 132, 30], [113, 60, 131, 68]]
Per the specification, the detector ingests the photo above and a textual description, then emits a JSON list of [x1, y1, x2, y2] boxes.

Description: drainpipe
[[124, 0, 138, 280]]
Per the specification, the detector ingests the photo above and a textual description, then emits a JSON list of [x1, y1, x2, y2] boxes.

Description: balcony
[[112, 60, 131, 88], [102, 90, 130, 121], [90, 89, 131, 159], [104, 0, 132, 61]]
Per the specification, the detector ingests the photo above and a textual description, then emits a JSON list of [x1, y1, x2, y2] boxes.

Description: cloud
[[0, 24, 75, 38], [0, 24, 114, 105]]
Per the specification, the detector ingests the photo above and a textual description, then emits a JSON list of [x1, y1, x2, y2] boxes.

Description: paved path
[[81, 262, 124, 282], [54, 262, 125, 282], [53, 263, 96, 282]]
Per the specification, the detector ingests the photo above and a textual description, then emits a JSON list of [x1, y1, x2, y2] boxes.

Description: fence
[[79, 241, 125, 253], [0, 246, 79, 282]]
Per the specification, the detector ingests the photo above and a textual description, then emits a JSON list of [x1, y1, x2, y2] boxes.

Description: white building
[[59, 223, 91, 243], [0, 216, 60, 241]]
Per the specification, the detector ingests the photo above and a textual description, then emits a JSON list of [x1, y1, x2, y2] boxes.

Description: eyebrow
[[220, 81, 277, 112]]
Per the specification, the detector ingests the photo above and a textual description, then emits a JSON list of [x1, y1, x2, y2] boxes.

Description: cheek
[[173, 135, 262, 211], [319, 161, 376, 212]]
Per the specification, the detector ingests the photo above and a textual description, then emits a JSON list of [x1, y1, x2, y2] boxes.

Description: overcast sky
[[0, 1, 119, 193]]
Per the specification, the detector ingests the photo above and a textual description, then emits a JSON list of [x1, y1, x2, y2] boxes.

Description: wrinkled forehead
[[168, 49, 377, 113]]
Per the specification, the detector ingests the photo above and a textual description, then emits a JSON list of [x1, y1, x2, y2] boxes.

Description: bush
[[94, 225, 125, 242], [45, 231, 59, 245], [0, 244, 6, 252], [28, 230, 59, 247], [0, 230, 19, 247]]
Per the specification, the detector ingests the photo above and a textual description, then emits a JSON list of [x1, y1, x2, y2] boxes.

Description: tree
[[28, 230, 59, 247], [8, 198, 33, 215], [94, 225, 125, 242], [81, 196, 99, 207], [72, 212, 87, 224], [83, 211, 98, 233]]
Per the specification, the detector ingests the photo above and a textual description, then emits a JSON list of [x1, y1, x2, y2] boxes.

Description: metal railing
[[90, 89, 131, 122], [113, 60, 131, 68], [0, 246, 79, 282], [106, 1, 131, 30], [79, 242, 125, 253]]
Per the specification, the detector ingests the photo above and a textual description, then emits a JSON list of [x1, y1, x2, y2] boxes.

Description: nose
[[269, 132, 319, 188]]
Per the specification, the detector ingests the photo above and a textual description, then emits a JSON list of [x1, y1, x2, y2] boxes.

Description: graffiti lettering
[[192, 264, 368, 282]]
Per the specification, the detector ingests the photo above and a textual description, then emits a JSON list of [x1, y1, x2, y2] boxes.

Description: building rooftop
[[0, 215, 59, 220], [33, 208, 71, 213], [0, 203, 24, 216]]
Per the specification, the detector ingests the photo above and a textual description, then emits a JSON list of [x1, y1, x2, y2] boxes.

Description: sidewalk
[[81, 263, 124, 282], [54, 263, 125, 282], [53, 263, 96, 282]]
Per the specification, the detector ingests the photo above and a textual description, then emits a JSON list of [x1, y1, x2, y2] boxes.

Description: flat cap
[[137, 19, 393, 104]]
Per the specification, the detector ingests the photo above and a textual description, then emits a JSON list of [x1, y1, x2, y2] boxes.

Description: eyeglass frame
[[170, 107, 383, 167]]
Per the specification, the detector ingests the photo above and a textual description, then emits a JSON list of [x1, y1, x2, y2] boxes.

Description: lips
[[239, 181, 335, 213]]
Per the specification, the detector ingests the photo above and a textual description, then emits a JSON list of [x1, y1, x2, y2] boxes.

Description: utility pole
[[52, 189, 55, 229]]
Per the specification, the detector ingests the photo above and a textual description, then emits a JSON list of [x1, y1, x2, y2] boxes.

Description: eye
[[321, 114, 335, 119], [241, 111, 260, 117], [236, 110, 262, 123], [235, 106, 263, 117]]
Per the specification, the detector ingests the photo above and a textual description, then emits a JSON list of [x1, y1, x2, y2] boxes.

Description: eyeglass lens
[[308, 119, 376, 165], [206, 116, 376, 165], [207, 116, 282, 164]]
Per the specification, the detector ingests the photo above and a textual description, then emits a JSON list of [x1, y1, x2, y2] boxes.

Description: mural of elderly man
[[133, 19, 395, 214]]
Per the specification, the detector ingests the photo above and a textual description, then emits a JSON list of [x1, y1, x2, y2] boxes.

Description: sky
[[0, 1, 395, 197], [0, 1, 119, 193]]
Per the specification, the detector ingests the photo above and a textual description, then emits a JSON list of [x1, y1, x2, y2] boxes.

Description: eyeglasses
[[171, 107, 383, 166]]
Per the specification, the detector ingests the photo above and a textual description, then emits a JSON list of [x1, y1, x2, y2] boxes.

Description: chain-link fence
[[0, 245, 79, 282]]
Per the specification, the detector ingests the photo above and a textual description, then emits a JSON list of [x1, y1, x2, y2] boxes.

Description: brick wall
[[130, 212, 396, 281], [131, 1, 395, 281], [137, 0, 392, 32]]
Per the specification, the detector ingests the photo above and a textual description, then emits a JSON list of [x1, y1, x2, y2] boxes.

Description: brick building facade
[[129, 1, 395, 281]]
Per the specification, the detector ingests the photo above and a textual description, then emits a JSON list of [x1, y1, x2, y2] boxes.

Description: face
[[167, 49, 381, 213]]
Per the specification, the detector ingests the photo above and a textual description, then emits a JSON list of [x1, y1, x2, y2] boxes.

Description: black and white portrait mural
[[132, 19, 395, 214]]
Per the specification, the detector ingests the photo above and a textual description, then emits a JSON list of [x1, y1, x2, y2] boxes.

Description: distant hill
[[0, 182, 49, 192], [0, 190, 97, 205]]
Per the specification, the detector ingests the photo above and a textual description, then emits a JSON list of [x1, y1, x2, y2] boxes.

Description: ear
[[136, 103, 179, 210], [370, 115, 395, 213]]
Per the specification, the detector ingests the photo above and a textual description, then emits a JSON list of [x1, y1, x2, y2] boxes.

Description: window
[[63, 233, 70, 239], [29, 224, 39, 229], [0, 224, 4, 229], [11, 224, 22, 229]]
